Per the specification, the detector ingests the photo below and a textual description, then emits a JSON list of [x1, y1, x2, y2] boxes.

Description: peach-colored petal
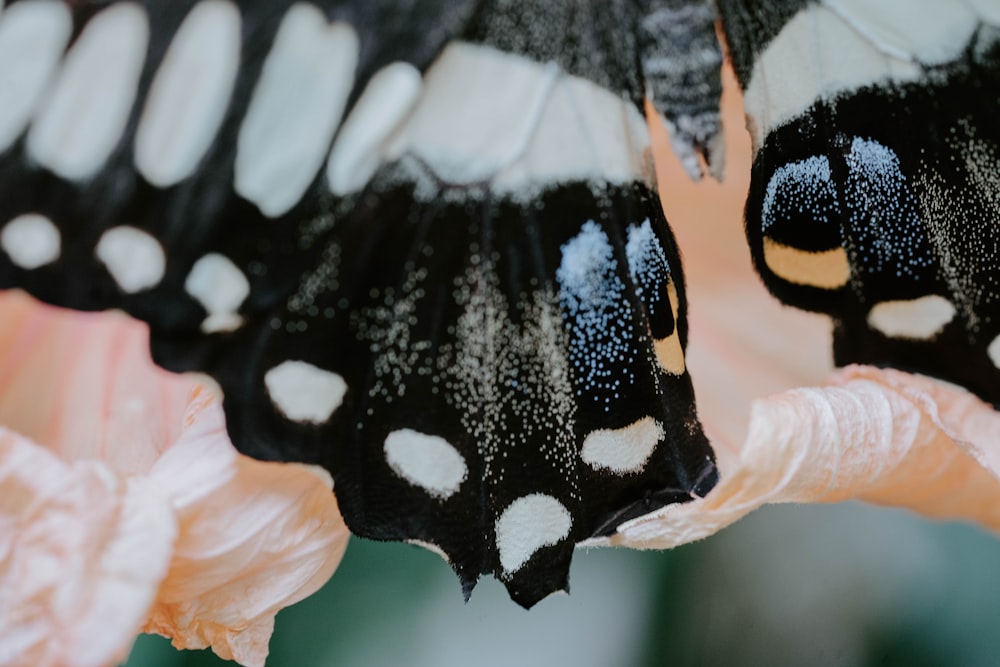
[[0, 290, 191, 474], [143, 388, 349, 667], [0, 430, 176, 667], [609, 365, 1000, 549]]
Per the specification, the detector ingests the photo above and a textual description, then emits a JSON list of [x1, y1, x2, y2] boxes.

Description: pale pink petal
[[0, 291, 191, 474], [0, 430, 176, 667], [143, 388, 349, 667], [610, 365, 1000, 549]]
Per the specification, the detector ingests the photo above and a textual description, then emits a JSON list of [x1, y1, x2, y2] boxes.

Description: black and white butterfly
[[0, 0, 995, 608]]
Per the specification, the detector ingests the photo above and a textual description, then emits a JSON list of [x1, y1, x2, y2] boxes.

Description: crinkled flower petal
[[143, 389, 348, 667], [0, 291, 349, 667], [612, 365, 1000, 548], [0, 429, 176, 667]]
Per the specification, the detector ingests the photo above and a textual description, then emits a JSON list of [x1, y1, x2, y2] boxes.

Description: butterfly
[[0, 0, 995, 609]]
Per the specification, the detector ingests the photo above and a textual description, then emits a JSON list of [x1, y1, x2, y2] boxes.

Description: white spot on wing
[[28, 2, 149, 180], [264, 360, 347, 423], [135, 0, 241, 187], [495, 494, 572, 576], [384, 429, 467, 499], [987, 335, 1000, 369], [326, 61, 422, 196], [867, 295, 956, 339], [235, 4, 358, 217], [184, 253, 249, 333], [581, 417, 663, 474], [0, 213, 60, 269], [95, 226, 166, 293], [0, 0, 73, 153]]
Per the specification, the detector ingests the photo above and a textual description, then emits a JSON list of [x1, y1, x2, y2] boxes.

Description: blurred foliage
[[125, 502, 1000, 667]]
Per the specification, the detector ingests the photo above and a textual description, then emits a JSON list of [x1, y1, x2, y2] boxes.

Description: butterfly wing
[[0, 0, 721, 606], [719, 0, 1000, 404]]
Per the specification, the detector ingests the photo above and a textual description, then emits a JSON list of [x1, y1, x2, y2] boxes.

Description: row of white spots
[[741, 0, 1000, 143], [0, 212, 250, 333], [557, 221, 637, 409], [0, 2, 651, 218]]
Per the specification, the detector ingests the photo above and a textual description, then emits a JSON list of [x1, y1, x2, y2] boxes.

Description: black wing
[[719, 0, 1000, 404], [0, 0, 722, 606]]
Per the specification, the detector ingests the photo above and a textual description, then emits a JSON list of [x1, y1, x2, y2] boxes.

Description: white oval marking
[[28, 3, 149, 180], [867, 295, 956, 340], [495, 494, 572, 576], [0, 213, 60, 269], [95, 226, 166, 293], [183, 253, 249, 333], [581, 417, 663, 474], [326, 61, 422, 196], [0, 0, 73, 153], [235, 4, 359, 217], [264, 360, 347, 423], [135, 0, 241, 187], [383, 429, 467, 500], [987, 335, 1000, 369]]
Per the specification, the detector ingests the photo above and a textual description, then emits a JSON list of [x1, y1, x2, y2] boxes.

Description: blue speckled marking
[[556, 221, 636, 411]]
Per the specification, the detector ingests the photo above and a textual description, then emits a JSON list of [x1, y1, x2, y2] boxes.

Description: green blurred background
[[123, 502, 1000, 666]]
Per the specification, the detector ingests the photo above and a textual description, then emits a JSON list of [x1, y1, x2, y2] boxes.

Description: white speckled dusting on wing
[[844, 138, 934, 282], [917, 122, 1000, 334], [446, 261, 578, 494]]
